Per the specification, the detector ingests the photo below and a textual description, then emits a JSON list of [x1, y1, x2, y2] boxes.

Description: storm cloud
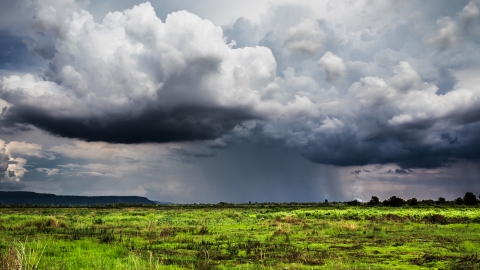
[[0, 2, 276, 143], [1, 0, 480, 173]]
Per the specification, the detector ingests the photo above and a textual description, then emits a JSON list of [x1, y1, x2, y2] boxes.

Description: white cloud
[[0, 140, 47, 182], [349, 76, 396, 107], [387, 61, 422, 92], [4, 158, 26, 182], [283, 19, 326, 54], [5, 141, 43, 158], [317, 117, 345, 133], [318, 51, 346, 82]]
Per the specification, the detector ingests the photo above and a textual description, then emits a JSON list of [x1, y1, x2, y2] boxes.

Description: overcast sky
[[0, 0, 480, 203]]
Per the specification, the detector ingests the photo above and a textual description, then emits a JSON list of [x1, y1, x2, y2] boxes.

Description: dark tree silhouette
[[383, 196, 406, 207], [454, 197, 464, 205], [437, 197, 446, 204], [464, 192, 477, 205], [347, 199, 361, 206], [368, 196, 380, 206], [407, 198, 418, 206]]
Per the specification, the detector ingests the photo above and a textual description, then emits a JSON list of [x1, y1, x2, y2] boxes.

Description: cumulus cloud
[[283, 19, 326, 54], [0, 140, 44, 182], [5, 141, 43, 158], [387, 62, 422, 92], [0, 2, 277, 143], [318, 51, 346, 82]]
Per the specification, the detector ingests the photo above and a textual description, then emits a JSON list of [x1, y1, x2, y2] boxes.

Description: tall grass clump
[[0, 239, 45, 270]]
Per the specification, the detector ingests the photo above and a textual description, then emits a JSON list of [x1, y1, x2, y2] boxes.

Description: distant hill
[[0, 191, 170, 205]]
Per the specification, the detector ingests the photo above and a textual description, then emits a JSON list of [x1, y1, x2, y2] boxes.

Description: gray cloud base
[[3, 105, 256, 144]]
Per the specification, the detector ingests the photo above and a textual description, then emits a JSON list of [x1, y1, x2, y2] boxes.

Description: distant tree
[[454, 197, 464, 205], [324, 199, 328, 204], [368, 196, 380, 206], [407, 198, 418, 206], [463, 192, 477, 205], [436, 197, 446, 204], [422, 199, 435, 205], [347, 200, 360, 206], [385, 196, 405, 207]]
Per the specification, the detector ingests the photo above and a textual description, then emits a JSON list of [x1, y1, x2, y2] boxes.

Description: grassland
[[1, 204, 480, 269]]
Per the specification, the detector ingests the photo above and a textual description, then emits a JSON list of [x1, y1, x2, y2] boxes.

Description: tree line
[[348, 192, 480, 207]]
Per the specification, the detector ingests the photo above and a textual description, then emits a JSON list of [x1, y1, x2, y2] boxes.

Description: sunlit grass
[[0, 205, 479, 269]]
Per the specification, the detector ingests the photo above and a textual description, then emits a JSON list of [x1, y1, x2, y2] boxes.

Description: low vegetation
[[0, 194, 480, 269]]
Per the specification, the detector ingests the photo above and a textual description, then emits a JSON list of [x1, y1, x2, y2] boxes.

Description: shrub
[[338, 221, 358, 231], [46, 217, 59, 228], [271, 224, 291, 237]]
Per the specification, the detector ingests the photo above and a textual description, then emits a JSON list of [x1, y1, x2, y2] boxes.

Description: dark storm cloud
[[394, 169, 413, 174], [0, 2, 276, 144], [2, 105, 255, 144], [295, 119, 480, 169], [0, 118, 33, 135]]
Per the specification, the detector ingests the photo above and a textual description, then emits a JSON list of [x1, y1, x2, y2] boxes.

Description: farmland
[[1, 204, 480, 269]]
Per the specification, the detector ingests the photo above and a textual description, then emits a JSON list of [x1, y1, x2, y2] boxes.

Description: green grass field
[[1, 204, 480, 269]]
